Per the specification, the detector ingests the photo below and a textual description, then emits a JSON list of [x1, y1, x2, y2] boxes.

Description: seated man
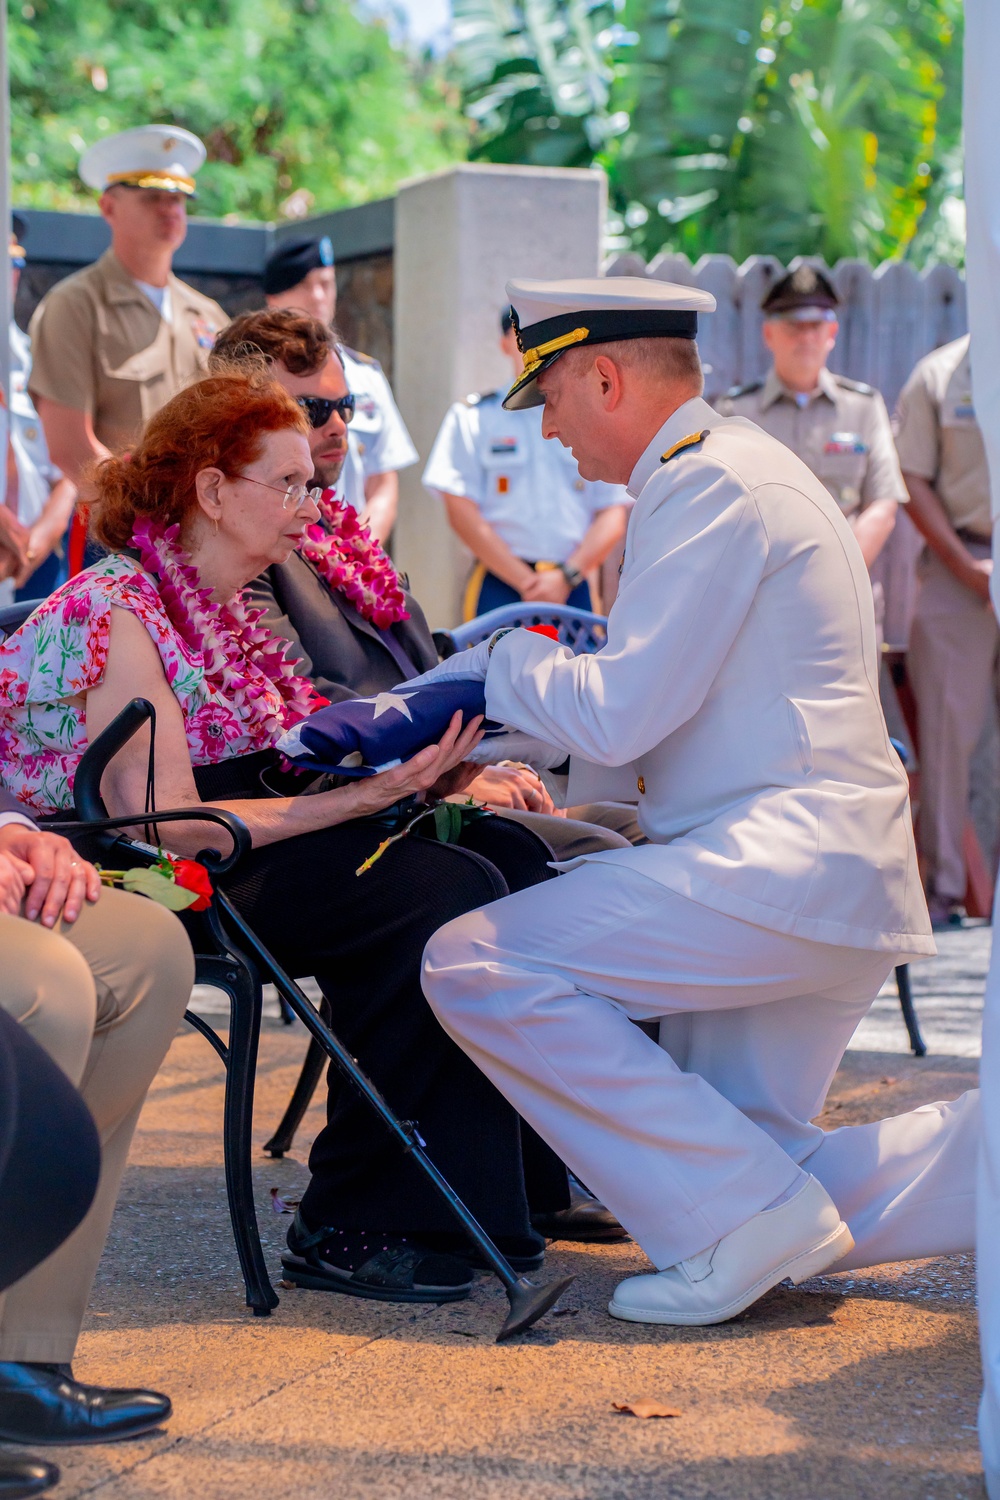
[[0, 793, 194, 1448], [0, 1003, 99, 1497], [209, 309, 642, 862], [417, 277, 976, 1327]]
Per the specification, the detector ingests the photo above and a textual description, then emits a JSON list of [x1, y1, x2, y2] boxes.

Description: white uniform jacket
[[483, 396, 933, 957]]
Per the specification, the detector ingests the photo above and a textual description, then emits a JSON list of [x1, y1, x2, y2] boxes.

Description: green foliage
[[453, 0, 964, 265], [9, 0, 470, 220]]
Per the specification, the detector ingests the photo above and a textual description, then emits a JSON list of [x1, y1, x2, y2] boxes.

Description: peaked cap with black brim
[[502, 277, 717, 410]]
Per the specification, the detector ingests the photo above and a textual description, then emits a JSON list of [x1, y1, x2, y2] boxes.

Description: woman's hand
[[350, 713, 485, 817]]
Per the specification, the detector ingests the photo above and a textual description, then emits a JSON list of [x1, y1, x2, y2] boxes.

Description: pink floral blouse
[[0, 554, 286, 814]]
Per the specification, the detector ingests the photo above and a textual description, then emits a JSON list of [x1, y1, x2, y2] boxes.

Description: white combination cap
[[503, 276, 717, 409], [79, 125, 207, 197]]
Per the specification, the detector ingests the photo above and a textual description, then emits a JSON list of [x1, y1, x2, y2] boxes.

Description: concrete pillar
[[392, 163, 606, 626]]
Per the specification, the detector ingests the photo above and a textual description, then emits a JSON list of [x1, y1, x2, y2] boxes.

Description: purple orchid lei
[[301, 490, 409, 629], [132, 516, 328, 739]]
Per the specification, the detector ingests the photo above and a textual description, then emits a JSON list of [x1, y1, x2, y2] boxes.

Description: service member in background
[[27, 125, 226, 569], [263, 236, 416, 545], [894, 333, 996, 929], [718, 266, 907, 640], [0, 217, 77, 608], [424, 309, 629, 621], [417, 276, 976, 1330]]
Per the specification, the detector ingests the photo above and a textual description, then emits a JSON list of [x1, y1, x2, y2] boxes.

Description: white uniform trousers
[[423, 864, 977, 1271]]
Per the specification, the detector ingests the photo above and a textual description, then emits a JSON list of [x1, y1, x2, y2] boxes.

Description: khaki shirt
[[893, 334, 990, 538], [27, 249, 227, 451], [717, 366, 907, 518]]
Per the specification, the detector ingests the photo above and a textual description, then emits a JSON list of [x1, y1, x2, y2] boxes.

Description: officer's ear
[[592, 353, 626, 412], [194, 465, 226, 522]]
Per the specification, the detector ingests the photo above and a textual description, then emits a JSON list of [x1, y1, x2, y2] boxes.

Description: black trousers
[[0, 1007, 100, 1295], [219, 801, 569, 1235]]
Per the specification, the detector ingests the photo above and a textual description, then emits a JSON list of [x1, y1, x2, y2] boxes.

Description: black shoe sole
[[533, 1223, 630, 1243], [280, 1255, 472, 1303], [0, 1414, 170, 1446], [461, 1251, 545, 1273]]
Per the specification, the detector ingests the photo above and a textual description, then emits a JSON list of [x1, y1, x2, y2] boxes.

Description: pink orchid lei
[[132, 517, 328, 741], [300, 489, 409, 629]]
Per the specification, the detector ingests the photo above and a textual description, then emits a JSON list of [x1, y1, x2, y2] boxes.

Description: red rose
[[169, 858, 214, 911]]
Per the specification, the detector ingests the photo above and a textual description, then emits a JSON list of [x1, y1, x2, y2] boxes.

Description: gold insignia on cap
[[106, 169, 196, 194], [790, 265, 819, 295], [660, 429, 710, 463], [521, 326, 590, 379]]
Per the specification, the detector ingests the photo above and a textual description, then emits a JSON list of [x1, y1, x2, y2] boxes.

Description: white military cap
[[503, 276, 717, 409], [79, 125, 207, 197]]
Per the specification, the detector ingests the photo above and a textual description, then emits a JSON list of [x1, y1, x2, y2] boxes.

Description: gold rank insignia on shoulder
[[660, 429, 710, 464]]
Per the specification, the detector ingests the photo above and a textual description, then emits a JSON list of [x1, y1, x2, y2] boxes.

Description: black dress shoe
[[0, 1452, 59, 1498], [0, 1364, 171, 1445], [532, 1175, 629, 1243]]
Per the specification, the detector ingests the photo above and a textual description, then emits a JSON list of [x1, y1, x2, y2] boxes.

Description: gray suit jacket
[[248, 551, 439, 705], [0, 789, 34, 824]]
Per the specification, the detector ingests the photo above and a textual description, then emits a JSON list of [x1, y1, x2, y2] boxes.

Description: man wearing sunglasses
[[262, 237, 417, 544]]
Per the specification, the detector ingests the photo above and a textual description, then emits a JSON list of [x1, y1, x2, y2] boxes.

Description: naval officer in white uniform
[[418, 277, 978, 1327], [424, 308, 628, 620]]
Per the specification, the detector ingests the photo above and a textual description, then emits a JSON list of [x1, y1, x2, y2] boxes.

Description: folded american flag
[[276, 679, 500, 777]]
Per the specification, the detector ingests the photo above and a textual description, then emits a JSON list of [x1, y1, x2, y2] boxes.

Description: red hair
[[90, 371, 309, 551]]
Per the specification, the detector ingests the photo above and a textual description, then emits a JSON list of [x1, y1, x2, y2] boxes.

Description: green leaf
[[121, 866, 199, 911]]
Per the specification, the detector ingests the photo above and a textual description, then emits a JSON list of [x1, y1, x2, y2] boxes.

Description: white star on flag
[[360, 691, 418, 722]]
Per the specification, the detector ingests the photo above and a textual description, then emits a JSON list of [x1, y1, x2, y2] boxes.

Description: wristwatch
[[559, 561, 585, 590]]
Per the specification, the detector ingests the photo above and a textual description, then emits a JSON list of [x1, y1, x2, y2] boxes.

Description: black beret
[[761, 264, 839, 319], [263, 235, 334, 296]]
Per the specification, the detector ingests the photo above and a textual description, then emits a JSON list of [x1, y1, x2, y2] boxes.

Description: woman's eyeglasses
[[296, 394, 356, 429], [233, 475, 324, 511]]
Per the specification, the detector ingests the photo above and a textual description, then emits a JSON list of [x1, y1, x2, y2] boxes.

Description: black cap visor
[[503, 307, 700, 411]]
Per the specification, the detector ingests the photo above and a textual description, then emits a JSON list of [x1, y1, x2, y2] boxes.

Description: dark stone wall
[[334, 252, 394, 378]]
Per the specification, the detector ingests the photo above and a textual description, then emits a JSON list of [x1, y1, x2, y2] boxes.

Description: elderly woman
[[0, 371, 568, 1304]]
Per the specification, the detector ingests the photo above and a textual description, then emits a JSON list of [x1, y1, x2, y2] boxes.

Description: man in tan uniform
[[895, 333, 994, 926], [718, 266, 906, 635], [27, 126, 226, 510]]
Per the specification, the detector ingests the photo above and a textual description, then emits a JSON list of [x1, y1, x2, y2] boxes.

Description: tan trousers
[[909, 546, 1000, 902], [0, 889, 193, 1362]]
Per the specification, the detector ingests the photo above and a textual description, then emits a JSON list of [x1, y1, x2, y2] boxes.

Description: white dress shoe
[[608, 1175, 854, 1326]]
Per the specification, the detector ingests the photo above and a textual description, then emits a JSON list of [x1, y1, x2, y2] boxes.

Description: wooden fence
[[604, 252, 967, 409]]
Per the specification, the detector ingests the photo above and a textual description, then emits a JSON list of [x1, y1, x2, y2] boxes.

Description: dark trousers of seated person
[[216, 797, 569, 1237], [0, 1006, 100, 1294]]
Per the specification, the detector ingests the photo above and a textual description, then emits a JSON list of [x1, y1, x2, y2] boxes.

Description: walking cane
[[59, 698, 575, 1341]]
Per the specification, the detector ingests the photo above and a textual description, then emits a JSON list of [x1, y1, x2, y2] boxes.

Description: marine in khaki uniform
[[27, 126, 226, 509], [894, 333, 994, 927], [718, 266, 906, 633]]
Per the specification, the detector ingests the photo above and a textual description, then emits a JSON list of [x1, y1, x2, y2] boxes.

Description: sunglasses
[[296, 394, 356, 429]]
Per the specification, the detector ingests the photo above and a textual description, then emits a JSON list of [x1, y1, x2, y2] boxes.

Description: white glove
[[403, 633, 497, 689], [463, 732, 569, 770]]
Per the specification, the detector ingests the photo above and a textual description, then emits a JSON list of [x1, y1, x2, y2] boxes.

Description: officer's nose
[[540, 403, 558, 441]]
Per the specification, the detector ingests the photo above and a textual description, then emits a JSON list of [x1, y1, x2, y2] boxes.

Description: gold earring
[[212, 517, 219, 535]]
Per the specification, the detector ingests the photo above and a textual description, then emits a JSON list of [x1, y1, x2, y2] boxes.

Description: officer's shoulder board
[[724, 380, 764, 400], [833, 375, 874, 396], [660, 429, 710, 464], [462, 389, 500, 408], [342, 345, 383, 371]]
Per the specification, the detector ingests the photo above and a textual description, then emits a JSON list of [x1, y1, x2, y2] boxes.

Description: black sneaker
[[280, 1211, 474, 1303]]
